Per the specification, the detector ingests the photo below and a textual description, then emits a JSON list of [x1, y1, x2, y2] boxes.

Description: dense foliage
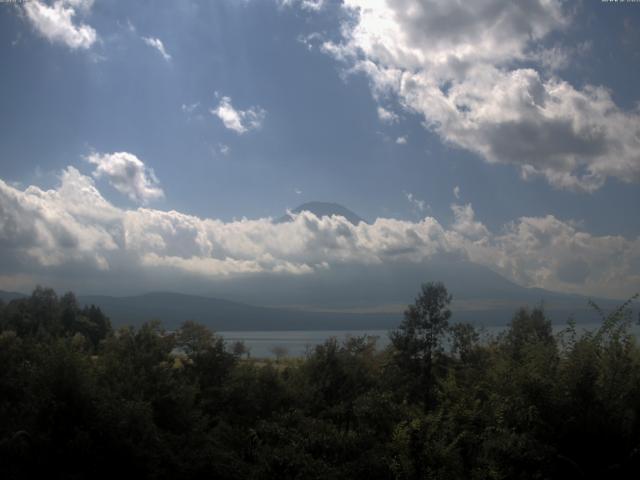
[[1, 284, 639, 479]]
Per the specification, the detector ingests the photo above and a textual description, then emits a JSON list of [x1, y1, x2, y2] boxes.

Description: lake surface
[[219, 330, 391, 358], [220, 322, 640, 358]]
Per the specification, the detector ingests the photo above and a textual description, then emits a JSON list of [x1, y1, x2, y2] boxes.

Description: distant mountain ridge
[[2, 289, 396, 330], [276, 202, 367, 225], [1, 286, 629, 332], [0, 290, 26, 302], [77, 292, 397, 331]]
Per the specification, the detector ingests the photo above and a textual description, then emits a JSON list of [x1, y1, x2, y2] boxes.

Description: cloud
[[405, 192, 427, 212], [377, 106, 399, 123], [322, 0, 640, 192], [279, 0, 326, 11], [142, 36, 171, 62], [181, 102, 200, 114], [0, 167, 119, 271], [23, 0, 97, 50], [453, 186, 461, 199], [396, 135, 408, 145], [451, 203, 489, 241], [212, 95, 266, 134], [85, 152, 164, 204], [530, 43, 591, 72], [125, 18, 136, 34], [464, 214, 640, 297], [0, 169, 638, 298], [217, 143, 231, 156], [298, 32, 324, 51]]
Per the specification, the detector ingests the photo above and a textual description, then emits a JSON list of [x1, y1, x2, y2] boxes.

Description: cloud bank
[[0, 168, 638, 298], [322, 0, 640, 192]]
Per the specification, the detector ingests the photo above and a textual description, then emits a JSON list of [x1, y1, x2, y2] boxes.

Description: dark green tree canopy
[[389, 282, 452, 408], [1, 285, 639, 480], [391, 282, 452, 361]]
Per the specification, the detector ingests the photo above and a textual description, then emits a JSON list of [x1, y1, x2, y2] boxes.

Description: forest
[[1, 283, 639, 479]]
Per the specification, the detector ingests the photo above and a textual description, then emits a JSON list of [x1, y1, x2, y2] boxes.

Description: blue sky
[[0, 0, 639, 300]]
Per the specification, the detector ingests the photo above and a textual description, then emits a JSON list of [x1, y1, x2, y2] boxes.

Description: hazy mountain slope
[[202, 260, 619, 317], [0, 290, 26, 302], [78, 292, 398, 331], [77, 289, 623, 332]]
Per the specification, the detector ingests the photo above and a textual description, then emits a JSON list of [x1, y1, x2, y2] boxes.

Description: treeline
[[1, 284, 639, 479]]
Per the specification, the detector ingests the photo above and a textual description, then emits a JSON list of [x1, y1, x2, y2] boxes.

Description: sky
[[0, 0, 639, 301]]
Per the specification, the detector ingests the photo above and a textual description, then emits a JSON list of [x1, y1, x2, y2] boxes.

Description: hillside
[[77, 292, 397, 331]]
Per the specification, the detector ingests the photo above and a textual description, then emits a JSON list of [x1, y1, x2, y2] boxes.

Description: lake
[[219, 330, 391, 358], [219, 322, 640, 358]]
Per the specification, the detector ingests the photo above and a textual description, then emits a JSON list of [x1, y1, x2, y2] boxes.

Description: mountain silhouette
[[76, 292, 396, 331]]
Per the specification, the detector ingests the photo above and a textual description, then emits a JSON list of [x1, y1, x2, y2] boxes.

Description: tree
[[176, 320, 216, 359], [502, 306, 555, 359], [271, 345, 289, 363], [231, 340, 250, 359], [390, 282, 452, 408], [450, 322, 479, 363]]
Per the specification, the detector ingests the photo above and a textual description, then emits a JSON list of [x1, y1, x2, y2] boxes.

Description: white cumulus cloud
[[451, 203, 489, 241], [377, 106, 399, 123], [0, 167, 119, 271], [279, 0, 326, 11], [23, 0, 97, 50], [85, 152, 164, 204], [0, 169, 638, 299], [322, 0, 640, 192], [212, 95, 266, 134]]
